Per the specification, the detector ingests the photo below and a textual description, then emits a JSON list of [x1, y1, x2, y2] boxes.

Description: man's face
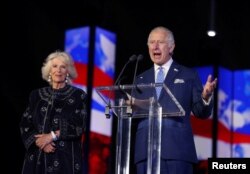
[[148, 30, 175, 65]]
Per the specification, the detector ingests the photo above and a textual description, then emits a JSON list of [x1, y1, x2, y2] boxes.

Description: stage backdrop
[[64, 26, 116, 174]]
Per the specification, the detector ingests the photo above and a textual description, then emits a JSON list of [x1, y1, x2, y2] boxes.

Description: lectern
[[96, 83, 185, 174]]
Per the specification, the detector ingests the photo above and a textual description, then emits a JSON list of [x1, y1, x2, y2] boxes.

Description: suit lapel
[[164, 61, 181, 85], [140, 63, 181, 99], [143, 67, 155, 83], [158, 62, 181, 99]]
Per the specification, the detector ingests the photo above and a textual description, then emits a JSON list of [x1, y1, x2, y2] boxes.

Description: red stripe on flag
[[92, 66, 115, 99], [191, 115, 250, 143], [92, 66, 113, 87], [217, 120, 250, 143], [73, 62, 88, 85]]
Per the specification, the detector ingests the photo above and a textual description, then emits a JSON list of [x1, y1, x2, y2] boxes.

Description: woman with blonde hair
[[20, 50, 87, 174]]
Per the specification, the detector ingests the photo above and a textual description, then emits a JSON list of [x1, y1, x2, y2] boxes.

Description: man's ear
[[169, 43, 175, 55], [170, 43, 175, 52]]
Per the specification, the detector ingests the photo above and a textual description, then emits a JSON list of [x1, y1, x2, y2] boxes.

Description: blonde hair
[[41, 50, 77, 84]]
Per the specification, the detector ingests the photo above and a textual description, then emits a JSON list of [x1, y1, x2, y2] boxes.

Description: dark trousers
[[136, 159, 193, 174]]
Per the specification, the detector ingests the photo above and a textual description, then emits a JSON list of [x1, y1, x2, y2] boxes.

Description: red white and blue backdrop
[[64, 26, 116, 174]]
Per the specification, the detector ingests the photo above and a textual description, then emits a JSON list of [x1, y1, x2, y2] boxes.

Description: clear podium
[[96, 83, 185, 174]]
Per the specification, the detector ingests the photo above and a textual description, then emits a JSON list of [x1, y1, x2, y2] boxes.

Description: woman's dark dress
[[20, 85, 87, 174]]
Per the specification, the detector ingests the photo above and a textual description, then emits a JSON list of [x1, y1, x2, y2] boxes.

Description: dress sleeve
[[19, 90, 38, 150]]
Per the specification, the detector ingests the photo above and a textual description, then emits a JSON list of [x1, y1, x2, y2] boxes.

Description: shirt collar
[[154, 57, 173, 72]]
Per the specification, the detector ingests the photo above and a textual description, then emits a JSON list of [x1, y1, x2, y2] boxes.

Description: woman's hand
[[35, 133, 53, 149], [43, 142, 56, 153]]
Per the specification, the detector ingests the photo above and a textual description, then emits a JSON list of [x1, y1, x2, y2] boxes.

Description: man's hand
[[202, 74, 217, 101]]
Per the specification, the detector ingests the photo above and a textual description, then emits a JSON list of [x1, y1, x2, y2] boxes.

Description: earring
[[48, 74, 52, 82], [65, 73, 69, 83]]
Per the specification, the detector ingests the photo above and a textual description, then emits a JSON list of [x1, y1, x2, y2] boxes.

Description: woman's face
[[50, 57, 68, 86]]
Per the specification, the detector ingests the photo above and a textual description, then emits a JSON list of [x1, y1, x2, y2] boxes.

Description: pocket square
[[174, 79, 185, 83]]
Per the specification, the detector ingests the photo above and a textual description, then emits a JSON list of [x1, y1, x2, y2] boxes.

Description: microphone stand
[[105, 54, 137, 118], [127, 54, 143, 116]]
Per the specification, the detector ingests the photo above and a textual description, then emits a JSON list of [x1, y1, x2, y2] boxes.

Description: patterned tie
[[156, 66, 165, 99]]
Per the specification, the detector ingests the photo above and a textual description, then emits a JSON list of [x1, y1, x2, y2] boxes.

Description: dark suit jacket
[[133, 61, 213, 164]]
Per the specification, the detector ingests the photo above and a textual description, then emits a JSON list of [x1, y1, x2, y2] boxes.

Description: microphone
[[136, 54, 143, 61], [105, 54, 137, 118], [114, 54, 137, 86], [127, 54, 143, 115], [131, 54, 143, 89]]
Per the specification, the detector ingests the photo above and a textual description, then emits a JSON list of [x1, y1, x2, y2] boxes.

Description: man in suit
[[133, 26, 217, 174]]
